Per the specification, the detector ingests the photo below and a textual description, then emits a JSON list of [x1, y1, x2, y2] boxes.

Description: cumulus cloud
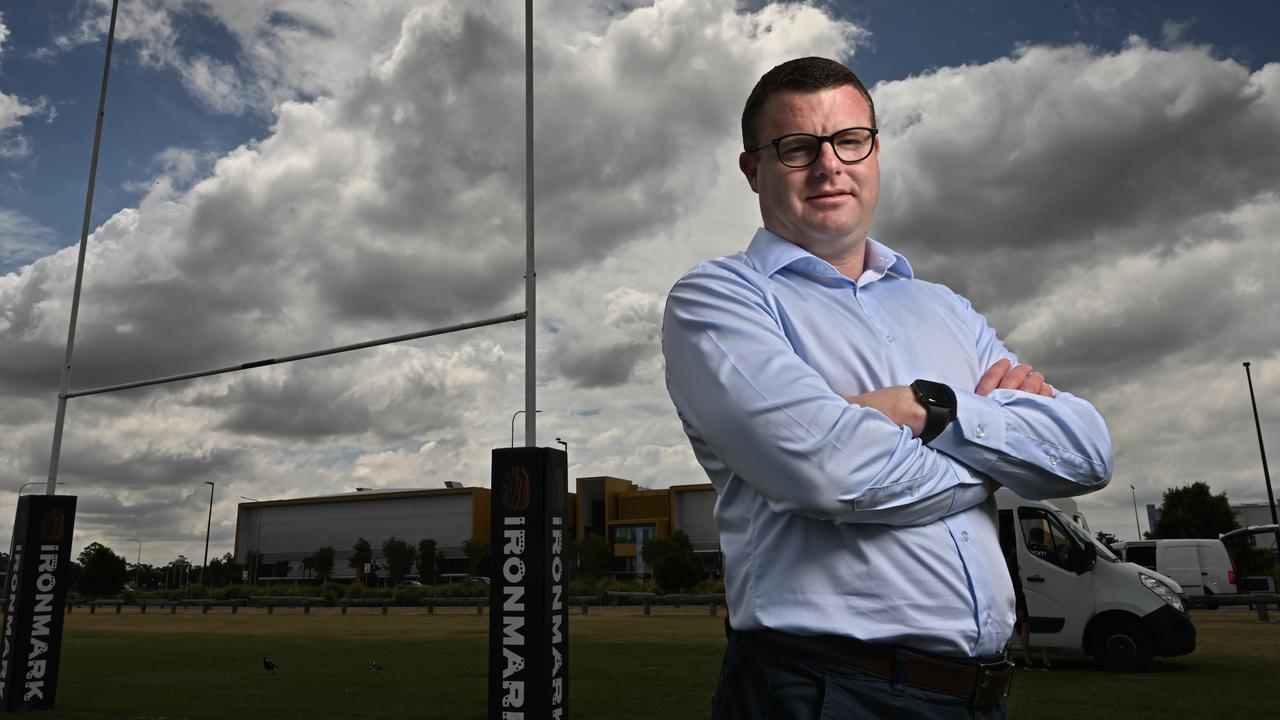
[[0, 12, 51, 158], [873, 41, 1280, 309], [45, 0, 258, 114], [549, 287, 665, 388]]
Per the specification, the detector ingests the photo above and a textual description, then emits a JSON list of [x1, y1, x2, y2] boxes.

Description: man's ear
[[739, 151, 760, 193]]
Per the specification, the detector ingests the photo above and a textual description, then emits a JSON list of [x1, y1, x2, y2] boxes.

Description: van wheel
[[1091, 618, 1154, 672]]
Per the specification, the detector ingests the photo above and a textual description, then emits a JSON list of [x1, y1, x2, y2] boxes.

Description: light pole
[[1130, 485, 1142, 539], [19, 481, 64, 496], [1243, 362, 1280, 555], [555, 437, 568, 478], [240, 496, 261, 586], [125, 538, 142, 589], [201, 481, 215, 586], [511, 409, 542, 447]]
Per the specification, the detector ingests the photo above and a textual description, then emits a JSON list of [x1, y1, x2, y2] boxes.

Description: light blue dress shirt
[[662, 227, 1113, 659]]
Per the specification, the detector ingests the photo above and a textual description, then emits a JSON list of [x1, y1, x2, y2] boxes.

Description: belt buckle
[[970, 657, 1014, 708]]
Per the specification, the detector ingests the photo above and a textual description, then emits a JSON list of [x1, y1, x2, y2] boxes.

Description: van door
[[1196, 543, 1232, 595], [1016, 507, 1094, 650], [1162, 544, 1203, 595]]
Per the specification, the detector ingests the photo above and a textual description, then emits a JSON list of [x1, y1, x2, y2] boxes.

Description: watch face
[[913, 380, 956, 410]]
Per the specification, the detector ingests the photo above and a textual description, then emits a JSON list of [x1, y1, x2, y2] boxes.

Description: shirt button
[[985, 611, 992, 624], [1049, 454, 1059, 465], [962, 531, 970, 542], [975, 425, 985, 439], [885, 334, 895, 344]]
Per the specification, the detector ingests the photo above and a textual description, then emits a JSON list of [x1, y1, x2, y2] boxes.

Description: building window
[[611, 524, 656, 546]]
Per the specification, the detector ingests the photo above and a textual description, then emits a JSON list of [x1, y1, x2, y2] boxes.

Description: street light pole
[[511, 409, 542, 447], [126, 538, 141, 589], [201, 481, 215, 586], [1130, 485, 1142, 539], [555, 437, 568, 477], [1242, 362, 1280, 554]]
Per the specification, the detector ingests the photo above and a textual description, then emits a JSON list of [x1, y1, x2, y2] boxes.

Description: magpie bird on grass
[[371, 661, 384, 672], [263, 657, 280, 673]]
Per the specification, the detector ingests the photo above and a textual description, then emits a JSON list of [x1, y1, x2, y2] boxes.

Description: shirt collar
[[744, 227, 914, 283]]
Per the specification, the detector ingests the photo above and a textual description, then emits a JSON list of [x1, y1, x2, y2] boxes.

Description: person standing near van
[[663, 56, 1114, 719]]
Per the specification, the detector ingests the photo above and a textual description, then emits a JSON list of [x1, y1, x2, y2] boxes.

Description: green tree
[[576, 535, 614, 579], [1149, 482, 1240, 539], [207, 552, 242, 586], [463, 538, 490, 577], [382, 537, 417, 584], [169, 555, 191, 589], [642, 531, 703, 593], [349, 537, 373, 582], [311, 546, 336, 583], [416, 539, 444, 583], [1095, 531, 1119, 551], [76, 542, 128, 597]]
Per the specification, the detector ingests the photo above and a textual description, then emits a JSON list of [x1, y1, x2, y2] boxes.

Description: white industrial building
[[234, 486, 491, 582]]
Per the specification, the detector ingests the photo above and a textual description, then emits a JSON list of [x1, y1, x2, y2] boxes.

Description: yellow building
[[575, 476, 720, 576]]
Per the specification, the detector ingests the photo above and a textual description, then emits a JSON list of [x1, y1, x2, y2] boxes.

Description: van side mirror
[[1073, 541, 1097, 574]]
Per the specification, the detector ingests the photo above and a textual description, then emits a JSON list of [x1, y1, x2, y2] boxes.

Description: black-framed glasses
[[747, 127, 878, 168]]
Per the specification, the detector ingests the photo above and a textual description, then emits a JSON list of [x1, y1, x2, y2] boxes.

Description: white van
[[996, 488, 1196, 671], [1112, 539, 1237, 605]]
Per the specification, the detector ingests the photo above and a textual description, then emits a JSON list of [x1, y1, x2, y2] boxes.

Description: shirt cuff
[[928, 388, 1006, 474]]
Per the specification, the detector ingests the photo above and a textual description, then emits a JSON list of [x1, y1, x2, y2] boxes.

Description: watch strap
[[911, 380, 956, 445]]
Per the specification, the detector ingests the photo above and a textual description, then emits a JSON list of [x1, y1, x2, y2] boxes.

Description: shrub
[[217, 585, 244, 600], [691, 578, 725, 595]]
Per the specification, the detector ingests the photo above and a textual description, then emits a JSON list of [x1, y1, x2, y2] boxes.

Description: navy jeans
[[712, 631, 1009, 720]]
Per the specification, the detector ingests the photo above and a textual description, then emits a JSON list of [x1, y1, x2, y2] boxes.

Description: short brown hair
[[741, 57, 876, 149]]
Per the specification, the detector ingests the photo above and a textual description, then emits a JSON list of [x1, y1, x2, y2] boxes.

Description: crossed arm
[[848, 359, 1053, 437]]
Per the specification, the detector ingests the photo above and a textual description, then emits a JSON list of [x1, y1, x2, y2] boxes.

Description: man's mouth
[[807, 190, 852, 201]]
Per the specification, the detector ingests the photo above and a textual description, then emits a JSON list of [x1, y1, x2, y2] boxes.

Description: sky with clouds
[[1, 0, 1278, 567]]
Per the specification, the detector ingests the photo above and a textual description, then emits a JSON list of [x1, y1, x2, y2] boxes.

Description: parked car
[[1112, 539, 1237, 605], [396, 580, 424, 588], [997, 488, 1196, 671]]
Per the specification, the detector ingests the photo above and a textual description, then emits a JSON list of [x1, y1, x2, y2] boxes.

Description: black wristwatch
[[910, 379, 957, 445]]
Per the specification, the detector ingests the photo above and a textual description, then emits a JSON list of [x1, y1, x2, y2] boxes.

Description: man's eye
[[779, 141, 814, 158]]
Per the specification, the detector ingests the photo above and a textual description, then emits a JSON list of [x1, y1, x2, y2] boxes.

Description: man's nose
[[810, 139, 844, 175]]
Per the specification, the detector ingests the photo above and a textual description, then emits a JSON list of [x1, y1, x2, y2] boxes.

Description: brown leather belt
[[753, 629, 1013, 708]]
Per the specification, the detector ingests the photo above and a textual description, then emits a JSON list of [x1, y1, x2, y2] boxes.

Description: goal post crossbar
[[63, 311, 527, 399]]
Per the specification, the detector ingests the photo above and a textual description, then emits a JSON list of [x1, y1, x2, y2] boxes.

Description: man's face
[[739, 86, 880, 261]]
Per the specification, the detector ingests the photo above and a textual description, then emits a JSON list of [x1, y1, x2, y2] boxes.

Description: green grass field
[[31, 607, 1280, 719]]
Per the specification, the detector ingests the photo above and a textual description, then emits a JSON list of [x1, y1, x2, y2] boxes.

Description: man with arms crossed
[[662, 57, 1113, 719]]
